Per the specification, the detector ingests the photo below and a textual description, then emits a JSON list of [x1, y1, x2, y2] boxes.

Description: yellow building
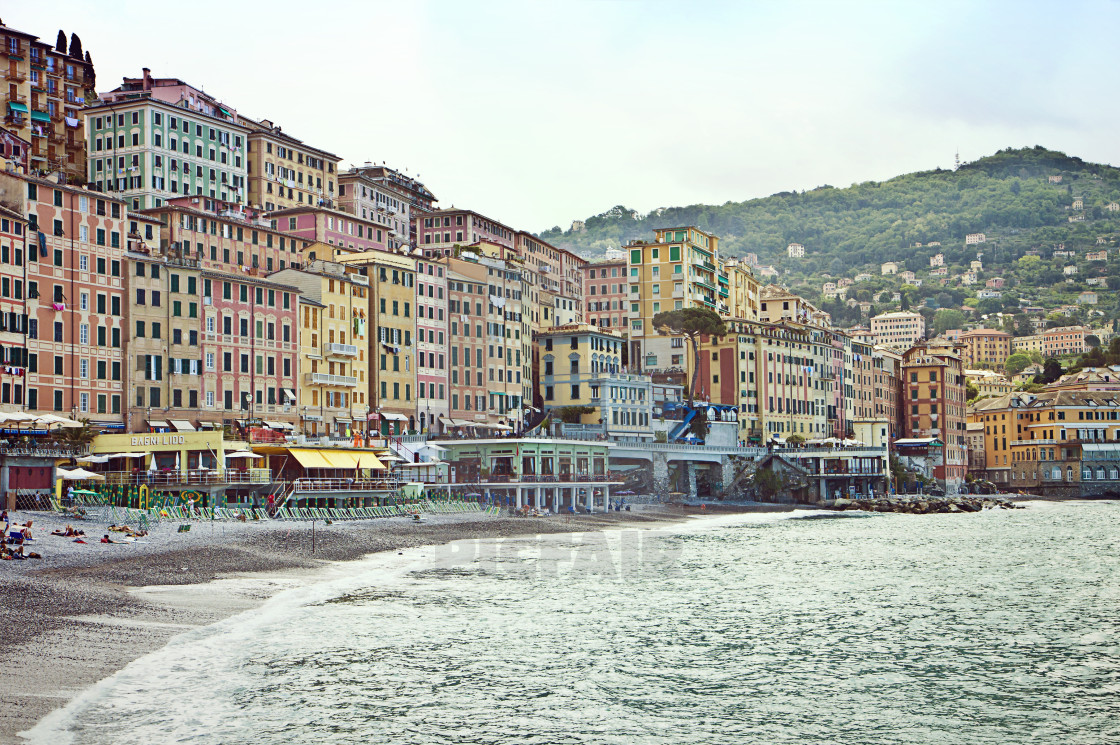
[[333, 248, 417, 433], [272, 261, 370, 436], [537, 324, 653, 439], [723, 258, 761, 321], [959, 329, 1012, 369], [244, 118, 340, 211], [966, 369, 1013, 398], [626, 226, 721, 372]]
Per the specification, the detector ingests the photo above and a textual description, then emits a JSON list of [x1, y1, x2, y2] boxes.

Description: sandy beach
[[0, 504, 736, 743]]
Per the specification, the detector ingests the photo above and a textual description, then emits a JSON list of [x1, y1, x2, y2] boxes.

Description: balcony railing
[[102, 469, 272, 485], [305, 372, 358, 386], [326, 342, 358, 357], [292, 477, 407, 492]]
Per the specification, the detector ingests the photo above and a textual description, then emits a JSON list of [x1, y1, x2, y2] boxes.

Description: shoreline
[[2, 505, 707, 744]]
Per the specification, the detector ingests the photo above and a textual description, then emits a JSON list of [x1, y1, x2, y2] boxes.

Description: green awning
[[218, 107, 231, 117], [30, 110, 50, 123], [7, 102, 27, 113]]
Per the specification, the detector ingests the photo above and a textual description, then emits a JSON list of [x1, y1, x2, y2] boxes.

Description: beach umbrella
[[36, 414, 84, 428], [76, 454, 111, 464], [174, 453, 181, 470], [57, 467, 106, 482], [148, 456, 158, 472], [225, 450, 263, 459]]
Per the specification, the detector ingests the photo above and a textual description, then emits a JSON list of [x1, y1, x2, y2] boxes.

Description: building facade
[[901, 341, 968, 490]]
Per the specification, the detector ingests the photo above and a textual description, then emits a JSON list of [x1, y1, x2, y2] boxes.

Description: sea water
[[25, 502, 1120, 744]]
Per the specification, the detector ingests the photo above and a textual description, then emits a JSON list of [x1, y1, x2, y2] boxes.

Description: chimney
[[142, 67, 152, 90]]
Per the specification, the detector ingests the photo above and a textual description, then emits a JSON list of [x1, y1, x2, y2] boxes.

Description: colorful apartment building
[[1, 171, 128, 428], [902, 341, 968, 489], [1042, 326, 1088, 357], [0, 126, 29, 172], [337, 166, 424, 250], [537, 324, 652, 440], [869, 311, 925, 348], [581, 259, 628, 331], [272, 261, 369, 436], [273, 205, 391, 256], [86, 69, 248, 210], [443, 248, 531, 430], [417, 208, 514, 254], [758, 285, 831, 328], [873, 347, 903, 439], [627, 226, 722, 372], [145, 197, 304, 274], [334, 249, 417, 433], [1, 20, 96, 180], [0, 205, 29, 407], [959, 328, 1012, 369], [243, 117, 339, 212], [414, 254, 449, 435]]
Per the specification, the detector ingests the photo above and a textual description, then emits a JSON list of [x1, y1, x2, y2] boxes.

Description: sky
[[12, 1, 1120, 232]]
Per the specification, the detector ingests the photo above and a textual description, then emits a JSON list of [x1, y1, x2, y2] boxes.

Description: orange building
[[902, 341, 968, 490], [958, 328, 1012, 369]]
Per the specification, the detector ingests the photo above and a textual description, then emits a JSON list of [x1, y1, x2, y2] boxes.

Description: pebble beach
[[0, 506, 687, 744]]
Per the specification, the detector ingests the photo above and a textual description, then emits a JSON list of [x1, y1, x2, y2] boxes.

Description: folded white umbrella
[[35, 414, 84, 428], [225, 450, 263, 459]]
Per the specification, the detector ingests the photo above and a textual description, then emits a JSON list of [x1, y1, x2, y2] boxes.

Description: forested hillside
[[540, 146, 1120, 328]]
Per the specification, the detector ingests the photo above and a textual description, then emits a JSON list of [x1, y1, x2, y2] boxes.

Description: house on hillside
[[881, 262, 899, 275], [1087, 277, 1107, 286], [930, 267, 947, 276], [1079, 292, 1099, 305], [1087, 250, 1108, 261], [787, 243, 805, 258], [1048, 175, 1063, 184], [855, 273, 871, 282], [970, 260, 983, 271], [838, 278, 853, 287], [1064, 265, 1079, 275], [744, 253, 759, 266], [1097, 236, 1109, 244], [961, 271, 978, 285], [966, 233, 986, 245], [1073, 197, 1084, 210], [978, 289, 1002, 300], [986, 277, 1004, 289], [900, 270, 917, 282], [930, 253, 945, 267], [1107, 203, 1120, 213]]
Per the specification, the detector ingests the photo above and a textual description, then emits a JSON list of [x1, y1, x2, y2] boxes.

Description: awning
[[380, 412, 408, 421], [288, 449, 336, 469], [106, 452, 147, 459], [264, 420, 294, 430], [353, 452, 386, 469], [283, 388, 296, 402], [7, 102, 27, 113], [30, 110, 50, 123], [148, 420, 170, 429], [170, 420, 196, 431]]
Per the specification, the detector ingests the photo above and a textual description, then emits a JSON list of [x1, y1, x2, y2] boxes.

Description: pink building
[[417, 209, 514, 256], [273, 206, 391, 258], [986, 277, 1005, 289], [2, 172, 129, 428], [582, 259, 628, 331], [0, 205, 29, 407], [415, 254, 449, 434]]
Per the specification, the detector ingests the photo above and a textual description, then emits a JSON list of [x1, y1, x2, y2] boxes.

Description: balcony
[[305, 372, 358, 387], [326, 342, 358, 357], [672, 288, 684, 298]]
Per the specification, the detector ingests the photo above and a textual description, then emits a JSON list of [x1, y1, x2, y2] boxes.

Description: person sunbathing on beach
[[100, 534, 116, 544]]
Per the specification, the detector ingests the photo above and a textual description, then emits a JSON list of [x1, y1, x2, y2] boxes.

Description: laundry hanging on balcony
[[64, 116, 80, 127], [37, 231, 47, 257]]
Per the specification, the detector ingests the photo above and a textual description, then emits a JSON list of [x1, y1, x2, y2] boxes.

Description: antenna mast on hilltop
[[954, 149, 960, 171]]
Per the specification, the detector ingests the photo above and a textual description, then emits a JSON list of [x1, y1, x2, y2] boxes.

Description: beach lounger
[[177, 524, 191, 533], [254, 508, 270, 521]]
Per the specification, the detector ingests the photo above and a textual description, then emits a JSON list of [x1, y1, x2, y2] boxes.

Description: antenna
[[954, 149, 960, 171]]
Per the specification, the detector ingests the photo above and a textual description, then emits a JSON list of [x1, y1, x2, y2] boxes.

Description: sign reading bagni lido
[[90, 431, 230, 453]]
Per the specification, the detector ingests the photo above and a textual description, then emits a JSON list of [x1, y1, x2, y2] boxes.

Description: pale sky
[[13, 1, 1120, 232]]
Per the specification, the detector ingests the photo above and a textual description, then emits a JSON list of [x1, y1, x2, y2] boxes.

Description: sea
[[24, 501, 1120, 745]]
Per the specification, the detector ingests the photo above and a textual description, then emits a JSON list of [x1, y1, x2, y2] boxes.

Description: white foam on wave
[[19, 543, 439, 745]]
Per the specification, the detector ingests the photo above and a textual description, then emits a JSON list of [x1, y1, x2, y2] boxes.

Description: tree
[[1005, 352, 1033, 376], [55, 30, 66, 53], [878, 291, 892, 303], [932, 308, 966, 335], [785, 433, 806, 447], [1040, 358, 1064, 384], [966, 382, 980, 401], [689, 412, 709, 440], [751, 468, 787, 502], [1086, 334, 1101, 348], [68, 33, 83, 59], [653, 308, 727, 407]]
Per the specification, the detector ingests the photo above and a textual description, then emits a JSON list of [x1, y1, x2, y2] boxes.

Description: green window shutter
[[630, 249, 641, 264], [670, 246, 681, 261]]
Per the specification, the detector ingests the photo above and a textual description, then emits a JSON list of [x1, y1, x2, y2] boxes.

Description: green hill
[[541, 146, 1120, 328]]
